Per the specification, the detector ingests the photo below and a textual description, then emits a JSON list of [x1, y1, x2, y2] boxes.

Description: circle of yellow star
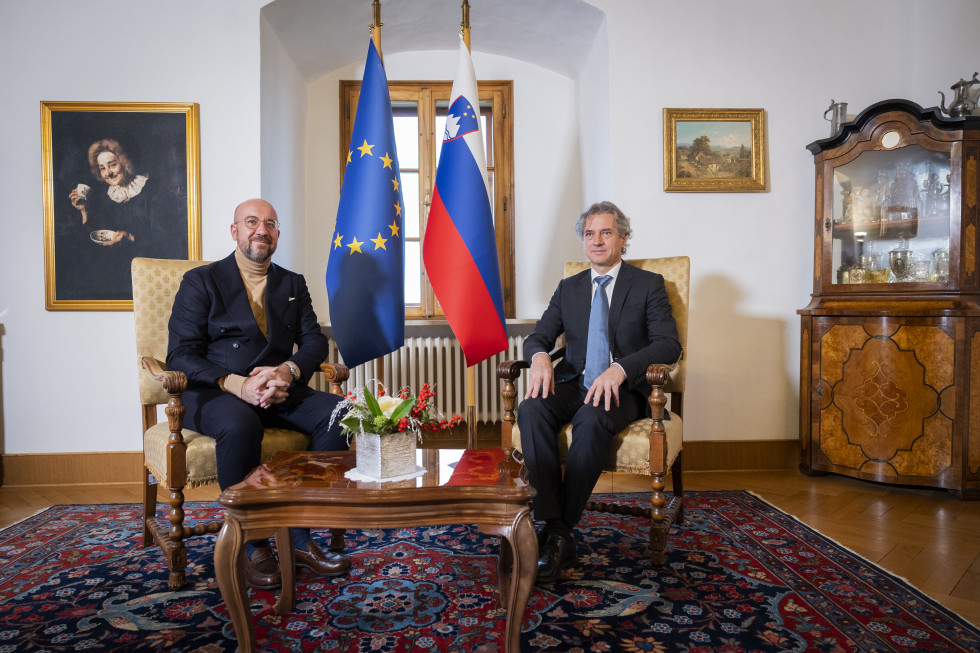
[[333, 234, 343, 249], [346, 237, 364, 254], [394, 202, 402, 217], [371, 233, 388, 250], [357, 140, 374, 157], [391, 178, 399, 192], [388, 221, 400, 237], [380, 153, 393, 169]]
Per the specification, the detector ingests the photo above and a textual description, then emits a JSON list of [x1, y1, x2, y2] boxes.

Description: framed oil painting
[[663, 108, 767, 192], [41, 102, 202, 311]]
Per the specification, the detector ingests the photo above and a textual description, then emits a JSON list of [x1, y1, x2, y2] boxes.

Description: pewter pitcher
[[823, 100, 847, 136]]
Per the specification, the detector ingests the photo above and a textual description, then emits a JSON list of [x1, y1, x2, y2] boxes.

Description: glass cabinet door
[[830, 144, 951, 285]]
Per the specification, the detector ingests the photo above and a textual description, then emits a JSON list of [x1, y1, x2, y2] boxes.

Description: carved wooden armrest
[[140, 356, 190, 507], [141, 356, 188, 395], [320, 362, 350, 395], [497, 346, 565, 378], [645, 362, 678, 480], [645, 362, 677, 420], [496, 358, 529, 381], [497, 347, 566, 446], [645, 362, 676, 389]]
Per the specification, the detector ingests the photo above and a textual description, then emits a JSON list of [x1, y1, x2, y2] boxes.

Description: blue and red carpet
[[1, 491, 977, 651]]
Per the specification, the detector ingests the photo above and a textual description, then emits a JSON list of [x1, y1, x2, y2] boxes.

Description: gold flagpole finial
[[370, 0, 383, 61], [461, 0, 471, 51]]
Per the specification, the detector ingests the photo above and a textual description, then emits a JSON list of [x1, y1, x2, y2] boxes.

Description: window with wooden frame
[[339, 80, 514, 319]]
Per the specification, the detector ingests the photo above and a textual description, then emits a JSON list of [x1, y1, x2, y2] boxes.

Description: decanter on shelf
[[889, 235, 914, 282]]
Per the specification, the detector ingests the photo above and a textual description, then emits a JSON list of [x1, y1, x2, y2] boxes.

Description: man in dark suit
[[167, 198, 350, 589], [519, 200, 682, 583]]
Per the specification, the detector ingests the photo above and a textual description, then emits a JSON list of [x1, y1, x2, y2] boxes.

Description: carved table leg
[[274, 527, 295, 615], [214, 514, 255, 653], [497, 508, 536, 653]]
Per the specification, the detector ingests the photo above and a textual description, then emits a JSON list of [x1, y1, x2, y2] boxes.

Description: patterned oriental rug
[[1, 492, 978, 652]]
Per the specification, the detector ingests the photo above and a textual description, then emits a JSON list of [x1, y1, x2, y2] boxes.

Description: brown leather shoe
[[244, 546, 282, 589], [294, 539, 351, 577]]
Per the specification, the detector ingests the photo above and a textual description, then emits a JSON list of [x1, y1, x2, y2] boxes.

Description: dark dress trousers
[[518, 263, 682, 527], [167, 252, 346, 489]]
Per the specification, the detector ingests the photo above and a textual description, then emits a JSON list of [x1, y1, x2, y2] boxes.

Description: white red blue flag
[[422, 36, 507, 367]]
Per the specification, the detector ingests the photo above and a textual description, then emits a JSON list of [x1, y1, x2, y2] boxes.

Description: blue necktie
[[584, 275, 612, 388]]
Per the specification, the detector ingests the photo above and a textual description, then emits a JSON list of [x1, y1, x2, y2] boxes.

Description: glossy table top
[[218, 447, 532, 507]]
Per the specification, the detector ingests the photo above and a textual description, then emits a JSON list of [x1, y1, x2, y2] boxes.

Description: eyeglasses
[[236, 217, 280, 231]]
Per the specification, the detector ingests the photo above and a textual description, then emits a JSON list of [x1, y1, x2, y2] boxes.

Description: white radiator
[[319, 336, 525, 423]]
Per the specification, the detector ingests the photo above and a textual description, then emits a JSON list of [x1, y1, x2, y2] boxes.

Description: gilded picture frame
[[663, 108, 767, 192], [41, 101, 202, 311]]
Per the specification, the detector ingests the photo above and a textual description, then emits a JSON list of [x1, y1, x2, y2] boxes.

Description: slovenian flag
[[422, 36, 508, 367], [326, 39, 405, 368]]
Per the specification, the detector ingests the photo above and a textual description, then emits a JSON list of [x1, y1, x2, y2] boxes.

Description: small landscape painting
[[675, 121, 753, 178], [663, 108, 767, 192]]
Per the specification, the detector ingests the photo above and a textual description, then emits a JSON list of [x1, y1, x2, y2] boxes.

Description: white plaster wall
[[260, 12, 307, 269], [0, 0, 270, 455], [1, 0, 978, 459], [305, 50, 583, 323], [585, 0, 980, 443]]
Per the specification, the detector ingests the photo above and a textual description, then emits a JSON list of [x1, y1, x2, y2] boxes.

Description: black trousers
[[181, 384, 347, 490], [517, 379, 645, 528]]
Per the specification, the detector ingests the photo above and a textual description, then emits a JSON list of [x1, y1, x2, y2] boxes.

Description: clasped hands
[[242, 364, 294, 409], [524, 353, 626, 411]]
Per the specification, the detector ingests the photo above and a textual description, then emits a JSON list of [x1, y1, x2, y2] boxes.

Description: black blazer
[[523, 262, 681, 397], [166, 252, 328, 388]]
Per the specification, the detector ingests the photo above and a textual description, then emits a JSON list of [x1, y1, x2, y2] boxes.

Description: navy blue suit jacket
[[166, 252, 328, 388], [523, 262, 681, 397]]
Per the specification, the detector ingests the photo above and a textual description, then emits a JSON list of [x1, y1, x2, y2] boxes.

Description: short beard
[[243, 247, 272, 263], [241, 239, 274, 263]]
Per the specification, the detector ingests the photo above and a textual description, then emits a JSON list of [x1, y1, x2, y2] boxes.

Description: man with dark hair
[[167, 198, 350, 589], [519, 200, 682, 583]]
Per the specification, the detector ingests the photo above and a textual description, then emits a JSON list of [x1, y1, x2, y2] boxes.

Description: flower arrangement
[[333, 382, 462, 443]]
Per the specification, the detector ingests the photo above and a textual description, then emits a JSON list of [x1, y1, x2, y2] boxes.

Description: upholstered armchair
[[497, 256, 689, 565], [132, 257, 349, 590]]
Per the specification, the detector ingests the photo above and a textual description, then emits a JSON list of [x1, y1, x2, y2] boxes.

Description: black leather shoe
[[244, 546, 282, 589], [536, 532, 576, 584], [536, 526, 549, 549], [295, 539, 352, 577]]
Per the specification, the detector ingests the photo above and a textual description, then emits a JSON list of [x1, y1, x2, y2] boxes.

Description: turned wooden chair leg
[[649, 470, 669, 567], [329, 528, 346, 553], [142, 469, 156, 547], [671, 450, 684, 525]]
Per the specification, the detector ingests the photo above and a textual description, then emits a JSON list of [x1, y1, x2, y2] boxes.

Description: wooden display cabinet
[[799, 99, 980, 498]]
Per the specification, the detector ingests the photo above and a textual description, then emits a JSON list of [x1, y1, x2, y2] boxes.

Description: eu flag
[[326, 39, 405, 368]]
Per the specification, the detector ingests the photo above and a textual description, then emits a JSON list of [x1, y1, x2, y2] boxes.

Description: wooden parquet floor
[[2, 466, 978, 628]]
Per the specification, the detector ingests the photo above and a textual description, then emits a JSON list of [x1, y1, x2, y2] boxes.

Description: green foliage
[[363, 385, 382, 416], [391, 397, 416, 420]]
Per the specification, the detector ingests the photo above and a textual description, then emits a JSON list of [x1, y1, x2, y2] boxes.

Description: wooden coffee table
[[214, 447, 537, 652]]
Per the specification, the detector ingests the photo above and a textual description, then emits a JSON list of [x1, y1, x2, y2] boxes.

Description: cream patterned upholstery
[[510, 415, 682, 477]]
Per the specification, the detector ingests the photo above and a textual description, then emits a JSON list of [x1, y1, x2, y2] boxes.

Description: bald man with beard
[[167, 198, 351, 589]]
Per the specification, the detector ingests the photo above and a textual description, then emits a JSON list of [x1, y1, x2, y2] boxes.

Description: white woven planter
[[355, 431, 418, 479]]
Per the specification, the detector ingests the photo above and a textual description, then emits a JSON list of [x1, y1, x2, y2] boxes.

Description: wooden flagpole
[[370, 0, 383, 63], [371, 0, 385, 387], [461, 0, 477, 449], [461, 0, 471, 50]]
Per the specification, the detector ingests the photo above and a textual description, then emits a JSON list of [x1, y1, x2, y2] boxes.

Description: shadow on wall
[[688, 275, 798, 441]]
